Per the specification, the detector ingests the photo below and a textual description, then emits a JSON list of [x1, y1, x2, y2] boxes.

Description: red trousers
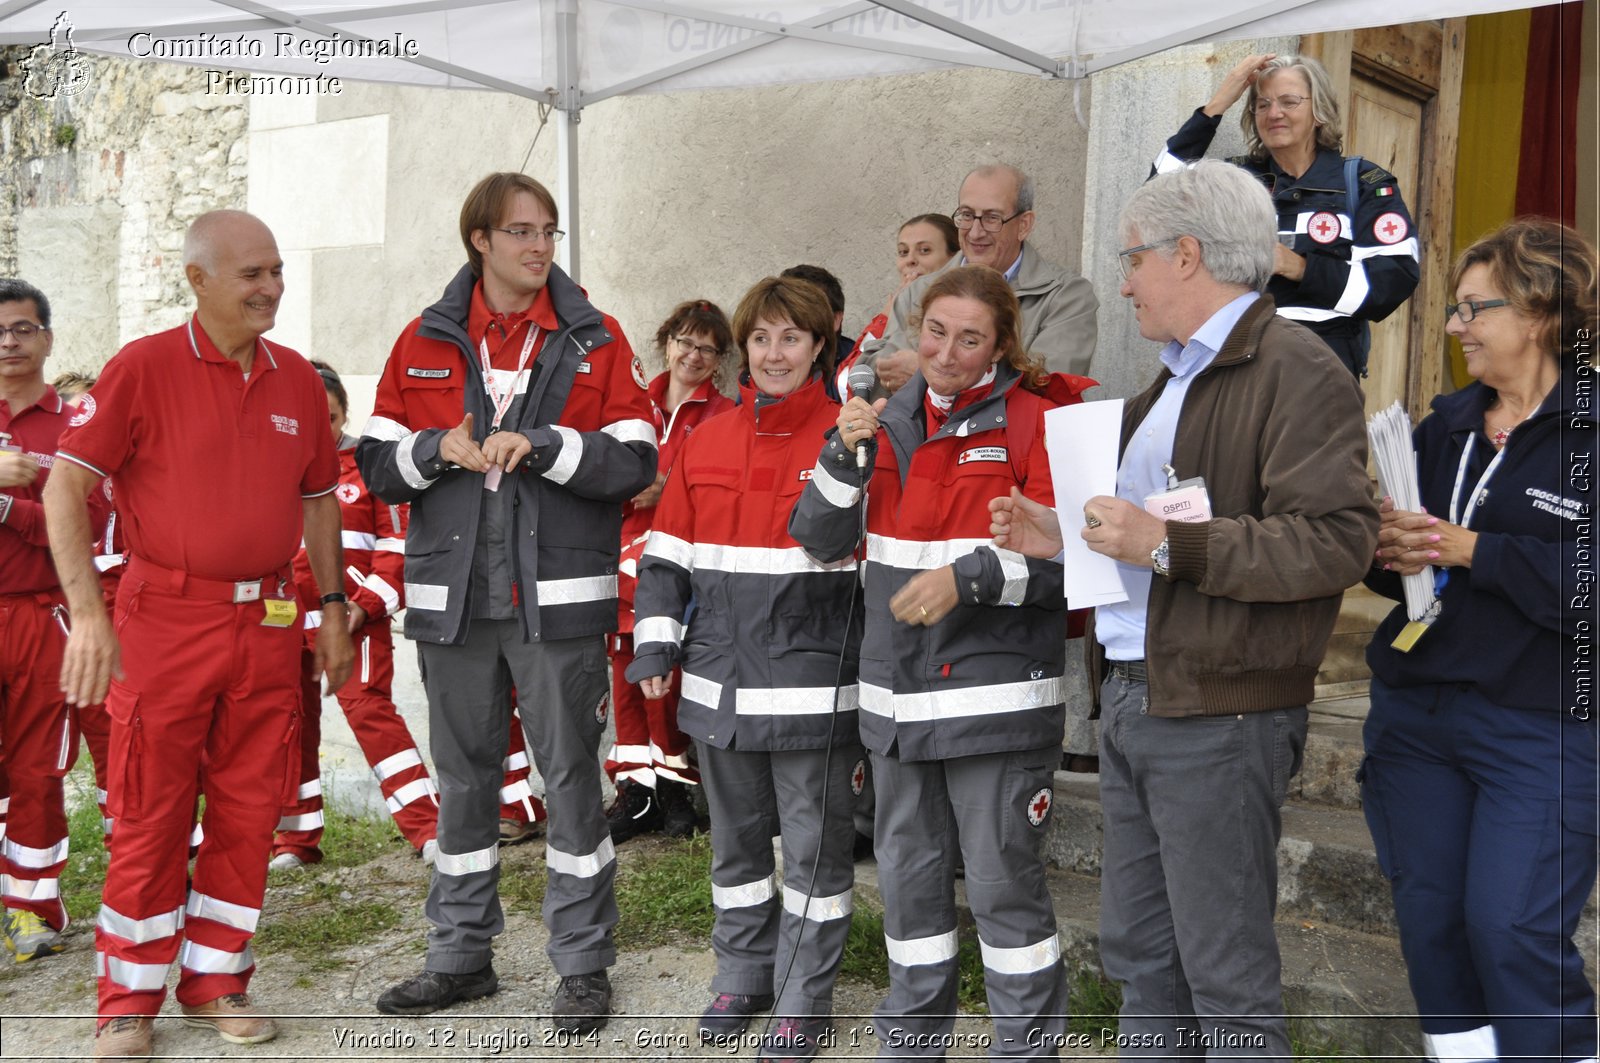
[[603, 633, 697, 787], [0, 591, 75, 930], [273, 626, 544, 862], [95, 567, 301, 1018]]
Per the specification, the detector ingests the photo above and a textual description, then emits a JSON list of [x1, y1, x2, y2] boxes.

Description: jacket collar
[[880, 360, 1024, 471], [1262, 145, 1345, 191], [737, 371, 833, 434], [422, 262, 607, 349], [1430, 360, 1593, 434], [649, 371, 721, 410]]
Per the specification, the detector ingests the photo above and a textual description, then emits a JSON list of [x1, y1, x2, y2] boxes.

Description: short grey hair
[[1120, 159, 1275, 291], [182, 209, 259, 273], [962, 163, 1034, 215], [1242, 55, 1344, 160]]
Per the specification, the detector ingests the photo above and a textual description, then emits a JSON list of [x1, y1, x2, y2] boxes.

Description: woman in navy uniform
[[1363, 218, 1597, 1061], [1153, 53, 1419, 377]]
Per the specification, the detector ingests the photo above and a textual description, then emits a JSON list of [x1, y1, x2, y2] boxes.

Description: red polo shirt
[[56, 315, 339, 581], [1, 386, 99, 595]]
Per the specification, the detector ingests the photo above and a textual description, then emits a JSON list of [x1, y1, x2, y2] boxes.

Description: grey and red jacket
[[788, 362, 1069, 762], [625, 373, 860, 753], [356, 263, 657, 646]]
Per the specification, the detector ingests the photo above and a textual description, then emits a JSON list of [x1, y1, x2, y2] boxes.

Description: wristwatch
[[320, 592, 349, 607], [1150, 538, 1170, 577]]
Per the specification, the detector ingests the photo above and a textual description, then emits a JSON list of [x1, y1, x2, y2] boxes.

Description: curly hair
[[1453, 218, 1599, 362], [651, 299, 735, 393]]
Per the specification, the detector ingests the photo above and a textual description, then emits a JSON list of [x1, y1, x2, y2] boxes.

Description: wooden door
[[1303, 21, 1466, 698]]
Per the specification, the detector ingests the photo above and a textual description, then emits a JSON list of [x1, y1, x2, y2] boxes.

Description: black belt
[[1110, 659, 1148, 684]]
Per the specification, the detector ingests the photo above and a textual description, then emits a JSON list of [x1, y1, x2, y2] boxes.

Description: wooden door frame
[[1304, 20, 1467, 420]]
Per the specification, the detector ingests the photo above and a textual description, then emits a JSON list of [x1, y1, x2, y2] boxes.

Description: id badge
[[1144, 476, 1212, 524], [483, 465, 503, 492], [261, 596, 299, 628]]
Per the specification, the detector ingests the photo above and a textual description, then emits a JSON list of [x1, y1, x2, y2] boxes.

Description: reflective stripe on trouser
[[337, 625, 439, 851], [607, 634, 698, 786], [697, 740, 859, 1014], [272, 647, 324, 861], [499, 710, 548, 824], [0, 592, 76, 929], [1097, 675, 1299, 1059], [96, 577, 300, 1017], [420, 623, 616, 976], [872, 746, 1069, 1059], [1362, 678, 1599, 1062]]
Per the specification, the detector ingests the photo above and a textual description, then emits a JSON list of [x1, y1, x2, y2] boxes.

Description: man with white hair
[[47, 209, 353, 1059], [991, 160, 1377, 1056], [853, 163, 1098, 397]]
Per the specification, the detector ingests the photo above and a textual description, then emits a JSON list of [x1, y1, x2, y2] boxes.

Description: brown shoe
[[93, 1015, 154, 1058], [180, 992, 278, 1044]]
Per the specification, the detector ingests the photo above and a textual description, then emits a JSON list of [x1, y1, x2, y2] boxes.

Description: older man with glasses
[[852, 163, 1098, 399]]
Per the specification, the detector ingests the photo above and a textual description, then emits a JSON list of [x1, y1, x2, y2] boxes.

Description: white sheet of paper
[[1044, 400, 1129, 609]]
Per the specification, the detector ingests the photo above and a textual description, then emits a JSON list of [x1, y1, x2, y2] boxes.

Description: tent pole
[[553, 0, 580, 282]]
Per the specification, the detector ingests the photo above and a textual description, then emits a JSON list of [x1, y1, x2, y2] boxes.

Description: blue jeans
[[1362, 678, 1598, 1062], [1098, 674, 1305, 1059]]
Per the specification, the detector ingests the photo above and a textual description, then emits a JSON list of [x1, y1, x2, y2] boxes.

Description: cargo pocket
[[107, 693, 145, 820]]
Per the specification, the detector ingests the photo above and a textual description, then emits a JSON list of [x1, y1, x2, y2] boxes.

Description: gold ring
[[1085, 513, 1103, 529], [919, 606, 929, 618]]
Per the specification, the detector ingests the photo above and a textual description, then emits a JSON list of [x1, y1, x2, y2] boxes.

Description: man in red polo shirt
[[0, 279, 106, 965], [45, 210, 354, 1060]]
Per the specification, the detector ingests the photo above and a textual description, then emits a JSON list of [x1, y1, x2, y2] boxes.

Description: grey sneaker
[[551, 971, 611, 1033], [2, 909, 63, 962], [376, 966, 499, 1015]]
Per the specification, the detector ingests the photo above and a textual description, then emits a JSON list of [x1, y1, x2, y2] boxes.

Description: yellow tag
[[1389, 618, 1433, 653], [261, 598, 299, 628]]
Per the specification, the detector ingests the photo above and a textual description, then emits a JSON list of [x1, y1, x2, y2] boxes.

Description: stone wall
[[0, 52, 246, 374]]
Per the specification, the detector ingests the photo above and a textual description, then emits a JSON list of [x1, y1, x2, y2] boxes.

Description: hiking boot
[[758, 1016, 832, 1063], [698, 991, 775, 1043], [657, 779, 698, 838], [376, 966, 498, 1015], [551, 970, 611, 1033], [2, 909, 63, 962], [180, 992, 278, 1044], [498, 817, 541, 845], [93, 1015, 154, 1058], [605, 779, 662, 843]]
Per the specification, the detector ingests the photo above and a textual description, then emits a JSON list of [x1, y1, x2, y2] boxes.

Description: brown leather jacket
[[1087, 296, 1379, 717]]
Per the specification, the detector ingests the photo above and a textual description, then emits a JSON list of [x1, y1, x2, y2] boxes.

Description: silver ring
[[1085, 514, 1103, 529], [849, 420, 859, 431]]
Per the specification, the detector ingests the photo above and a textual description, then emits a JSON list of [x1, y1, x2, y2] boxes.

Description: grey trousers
[[418, 622, 617, 977], [872, 747, 1069, 1060], [1097, 674, 1306, 1060], [698, 739, 861, 1016]]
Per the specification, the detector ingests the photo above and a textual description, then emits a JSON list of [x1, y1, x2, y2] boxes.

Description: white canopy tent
[[0, 0, 1552, 279]]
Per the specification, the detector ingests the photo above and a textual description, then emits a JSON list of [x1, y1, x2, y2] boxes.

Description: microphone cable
[[759, 430, 872, 1048]]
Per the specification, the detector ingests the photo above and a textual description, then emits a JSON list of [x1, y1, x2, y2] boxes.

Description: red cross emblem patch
[[1027, 787, 1052, 827], [595, 690, 610, 725], [1306, 211, 1340, 245], [335, 483, 361, 505], [851, 759, 866, 796], [1374, 212, 1409, 245]]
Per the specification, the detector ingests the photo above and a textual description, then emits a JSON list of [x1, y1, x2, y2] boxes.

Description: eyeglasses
[[1117, 238, 1178, 280], [487, 226, 565, 245], [1445, 299, 1508, 323], [673, 335, 721, 360], [952, 208, 1025, 233], [0, 323, 46, 340], [1253, 93, 1308, 114]]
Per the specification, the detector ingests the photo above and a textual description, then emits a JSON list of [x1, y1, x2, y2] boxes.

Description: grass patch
[[60, 761, 109, 923], [313, 785, 408, 869], [613, 836, 714, 949], [254, 900, 402, 969]]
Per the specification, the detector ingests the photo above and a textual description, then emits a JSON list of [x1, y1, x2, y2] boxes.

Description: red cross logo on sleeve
[[851, 759, 866, 796], [1374, 212, 1409, 245], [1027, 787, 1052, 827], [1306, 211, 1340, 245]]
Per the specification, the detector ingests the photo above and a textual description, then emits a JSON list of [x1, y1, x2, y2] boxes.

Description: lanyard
[[1447, 433, 1505, 530], [477, 322, 540, 432]]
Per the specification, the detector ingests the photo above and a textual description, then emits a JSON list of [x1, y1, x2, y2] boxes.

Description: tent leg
[[555, 107, 579, 282]]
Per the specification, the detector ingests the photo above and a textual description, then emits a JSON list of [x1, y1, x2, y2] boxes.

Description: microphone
[[846, 363, 877, 469]]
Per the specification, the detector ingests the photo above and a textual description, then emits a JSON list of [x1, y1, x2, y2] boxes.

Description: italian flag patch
[[1375, 186, 1395, 197]]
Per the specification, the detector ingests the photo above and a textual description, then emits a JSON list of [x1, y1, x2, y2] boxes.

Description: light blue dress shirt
[[1095, 292, 1259, 661]]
